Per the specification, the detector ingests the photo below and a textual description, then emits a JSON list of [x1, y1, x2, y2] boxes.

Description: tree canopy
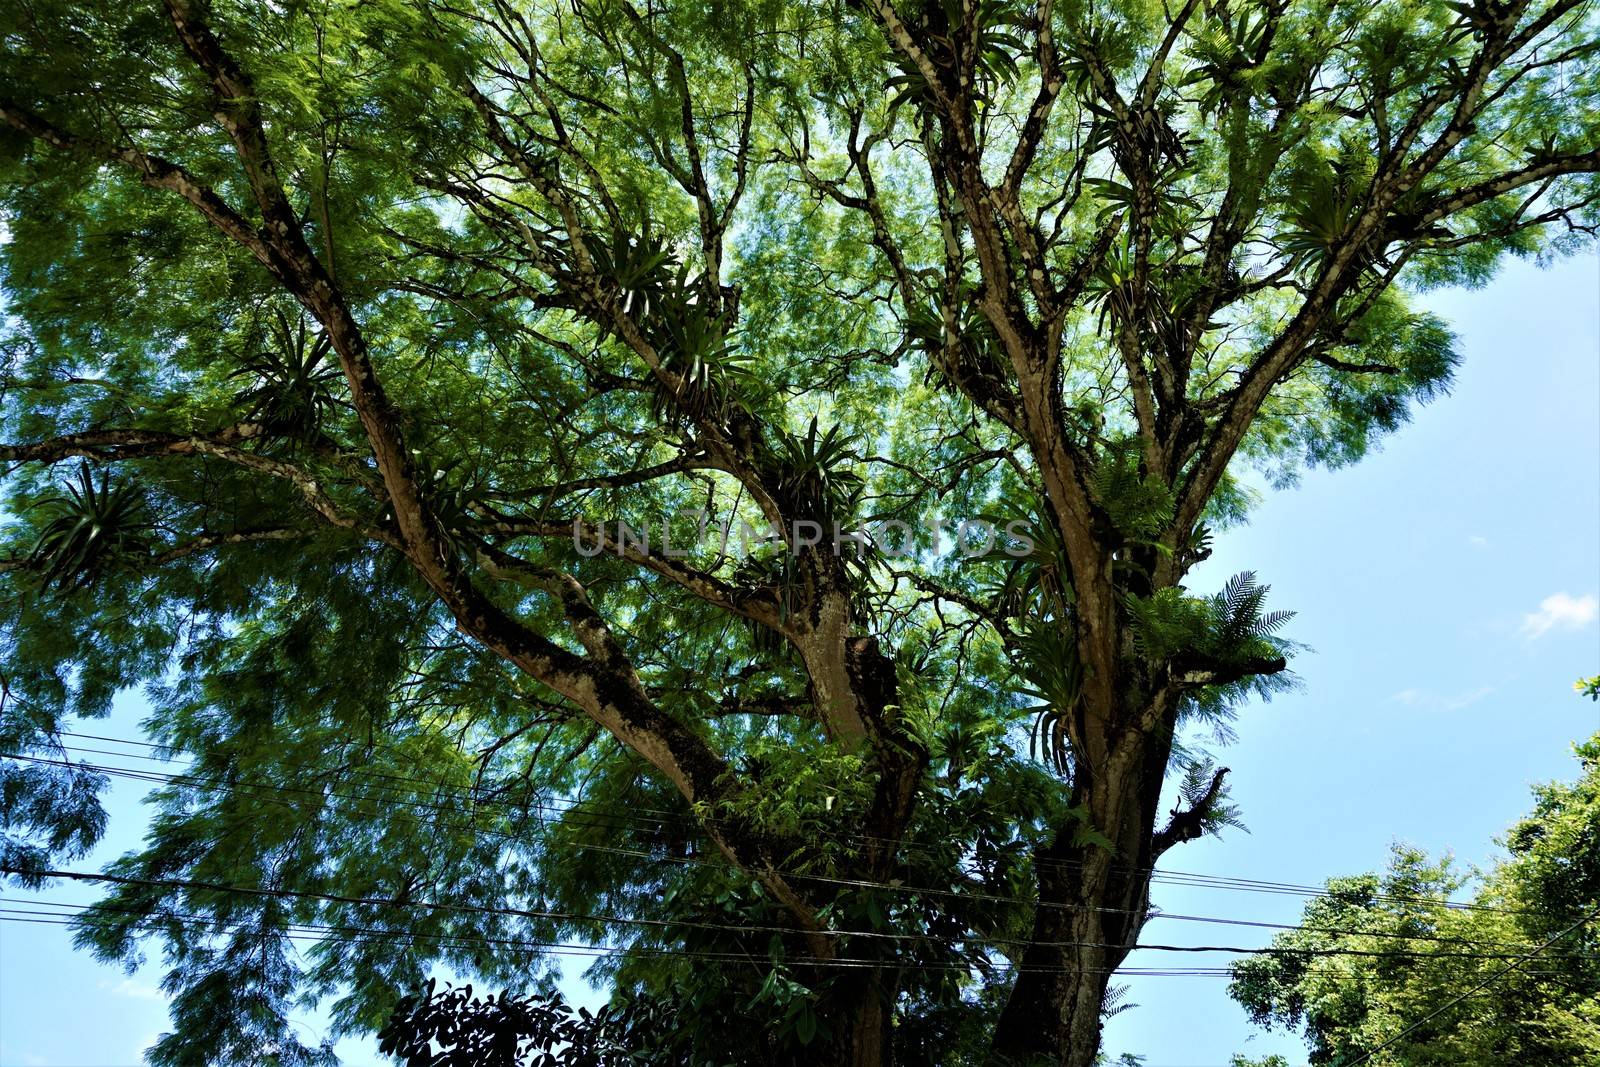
[[0, 0, 1597, 1064], [1230, 732, 1600, 1066]]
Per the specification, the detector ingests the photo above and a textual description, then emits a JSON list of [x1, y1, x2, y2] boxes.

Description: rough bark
[[989, 708, 1177, 1067]]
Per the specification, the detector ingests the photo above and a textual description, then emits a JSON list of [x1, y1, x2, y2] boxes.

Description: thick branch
[[0, 425, 388, 539], [1153, 766, 1229, 857]]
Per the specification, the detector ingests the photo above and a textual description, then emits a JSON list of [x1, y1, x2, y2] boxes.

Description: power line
[[0, 895, 1582, 987], [0, 896, 1580, 1003], [7, 867, 1595, 968], [1335, 904, 1600, 1066], [0, 879, 1223, 976], [12, 739, 1594, 1050], [2, 747, 1573, 955], [40, 729, 1528, 917], [2, 912, 1116, 973], [0, 748, 1530, 948], [3, 897, 1575, 1067], [11, 736, 1533, 917]]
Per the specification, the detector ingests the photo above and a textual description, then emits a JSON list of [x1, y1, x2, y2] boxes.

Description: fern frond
[[1254, 609, 1297, 636]]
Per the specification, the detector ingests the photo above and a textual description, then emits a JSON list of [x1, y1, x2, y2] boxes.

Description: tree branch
[[1153, 765, 1229, 857]]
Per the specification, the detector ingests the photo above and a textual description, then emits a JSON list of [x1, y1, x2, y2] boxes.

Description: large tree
[[0, 1, 1596, 1064]]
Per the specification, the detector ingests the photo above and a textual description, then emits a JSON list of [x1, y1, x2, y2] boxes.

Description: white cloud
[[99, 977, 167, 1002], [1468, 535, 1489, 549], [1520, 592, 1599, 640], [1389, 685, 1494, 711], [1443, 685, 1494, 710]]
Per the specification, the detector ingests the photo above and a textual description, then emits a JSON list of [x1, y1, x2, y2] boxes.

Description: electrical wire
[[39, 729, 1532, 917], [1335, 904, 1600, 1066], [0, 889, 1226, 976], [7, 740, 1593, 1062], [7, 866, 1595, 968], [4, 746, 1583, 958]]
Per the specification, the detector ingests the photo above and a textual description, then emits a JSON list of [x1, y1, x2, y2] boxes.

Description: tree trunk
[[847, 983, 892, 1067], [988, 720, 1174, 1066], [815, 964, 896, 1067]]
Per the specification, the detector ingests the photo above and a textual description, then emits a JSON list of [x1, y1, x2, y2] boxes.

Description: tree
[[0, 1, 1595, 1064], [1228, 733, 1600, 1065]]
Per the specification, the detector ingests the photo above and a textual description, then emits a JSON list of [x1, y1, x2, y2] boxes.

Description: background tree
[[1229, 732, 1600, 1066], [0, 1, 1596, 1064]]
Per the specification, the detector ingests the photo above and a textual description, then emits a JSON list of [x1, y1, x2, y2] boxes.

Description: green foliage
[[707, 735, 873, 869], [978, 493, 1074, 622], [1249, 298, 1460, 483], [23, 465, 151, 593], [379, 979, 705, 1067], [1012, 617, 1084, 773], [885, 0, 1029, 108], [230, 308, 346, 439], [0, 742, 107, 885], [1124, 571, 1299, 759], [768, 417, 864, 523], [1229, 733, 1600, 1066], [1125, 571, 1293, 669], [1173, 756, 1245, 839], [1093, 437, 1176, 547], [1279, 158, 1369, 276]]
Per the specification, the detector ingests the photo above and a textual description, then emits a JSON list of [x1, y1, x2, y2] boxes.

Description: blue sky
[[1, 252, 1597, 1066]]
